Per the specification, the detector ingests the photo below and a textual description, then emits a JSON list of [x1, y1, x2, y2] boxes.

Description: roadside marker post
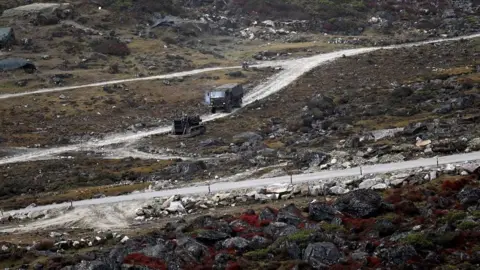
[[360, 166, 363, 176], [205, 181, 211, 194], [290, 174, 293, 184], [436, 156, 439, 168]]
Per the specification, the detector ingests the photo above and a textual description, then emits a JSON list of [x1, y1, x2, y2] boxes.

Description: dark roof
[[214, 83, 241, 90], [0, 58, 35, 71]]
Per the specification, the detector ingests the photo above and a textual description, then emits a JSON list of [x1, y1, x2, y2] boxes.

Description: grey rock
[[308, 202, 336, 222], [303, 242, 342, 267], [334, 189, 384, 218], [329, 186, 349, 195], [222, 237, 250, 250], [249, 236, 271, 249], [457, 187, 480, 206], [379, 245, 417, 265], [264, 222, 298, 239], [276, 204, 303, 226], [196, 230, 230, 243]]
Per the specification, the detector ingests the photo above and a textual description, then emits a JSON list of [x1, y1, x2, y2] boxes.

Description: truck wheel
[[225, 104, 232, 113], [211, 107, 216, 114]]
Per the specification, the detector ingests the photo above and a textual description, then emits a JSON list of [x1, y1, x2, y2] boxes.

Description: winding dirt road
[[1, 33, 478, 166]]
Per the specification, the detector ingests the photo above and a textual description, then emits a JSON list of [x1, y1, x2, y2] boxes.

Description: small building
[[0, 27, 15, 49], [0, 58, 36, 73]]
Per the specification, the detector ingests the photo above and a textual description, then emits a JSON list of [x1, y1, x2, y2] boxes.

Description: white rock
[[444, 164, 455, 172], [120, 236, 129, 244], [50, 232, 62, 238], [265, 183, 292, 194], [212, 193, 231, 202], [372, 183, 387, 190], [460, 171, 469, 176], [95, 236, 102, 242], [329, 186, 349, 195], [342, 162, 352, 168], [429, 171, 437, 180], [358, 179, 377, 189], [1, 245, 8, 251], [134, 216, 145, 221], [166, 201, 185, 213], [413, 225, 422, 231], [330, 158, 337, 164], [72, 241, 80, 247], [161, 195, 176, 209], [135, 208, 145, 216]]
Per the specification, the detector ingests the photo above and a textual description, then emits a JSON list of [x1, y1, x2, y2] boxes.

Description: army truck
[[169, 115, 206, 138], [207, 83, 244, 113]]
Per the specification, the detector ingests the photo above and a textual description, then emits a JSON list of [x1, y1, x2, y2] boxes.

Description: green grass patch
[[457, 221, 479, 230], [401, 233, 434, 249]]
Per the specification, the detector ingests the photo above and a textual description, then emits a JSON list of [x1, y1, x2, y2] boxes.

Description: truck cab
[[208, 83, 244, 113]]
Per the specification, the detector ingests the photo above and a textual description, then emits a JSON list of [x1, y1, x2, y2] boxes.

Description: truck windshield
[[210, 91, 225, 98]]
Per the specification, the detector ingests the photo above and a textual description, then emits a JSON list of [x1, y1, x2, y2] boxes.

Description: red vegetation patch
[[226, 261, 241, 270], [384, 190, 403, 204], [433, 209, 448, 216], [342, 217, 376, 231], [414, 217, 426, 225], [239, 213, 259, 227], [403, 189, 425, 202], [123, 253, 167, 270], [367, 256, 382, 267], [441, 177, 472, 192]]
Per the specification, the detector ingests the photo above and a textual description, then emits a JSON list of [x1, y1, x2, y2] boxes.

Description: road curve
[[6, 151, 480, 215], [0, 33, 478, 166]]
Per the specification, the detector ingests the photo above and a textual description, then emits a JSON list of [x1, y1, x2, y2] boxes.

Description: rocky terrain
[[1, 36, 479, 211], [1, 163, 480, 269], [0, 0, 479, 268]]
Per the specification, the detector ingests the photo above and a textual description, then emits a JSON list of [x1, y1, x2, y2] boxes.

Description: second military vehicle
[[207, 83, 244, 113], [169, 115, 206, 138]]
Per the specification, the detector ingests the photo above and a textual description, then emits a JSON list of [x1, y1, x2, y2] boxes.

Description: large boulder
[[196, 230, 230, 243], [175, 237, 209, 263], [264, 222, 298, 239], [333, 189, 384, 218], [303, 242, 342, 267], [308, 203, 336, 222], [457, 187, 480, 206], [379, 245, 417, 265], [295, 150, 330, 167], [222, 237, 250, 251], [259, 207, 277, 222], [276, 204, 304, 226], [2, 3, 71, 18], [307, 94, 336, 116], [166, 161, 207, 180]]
